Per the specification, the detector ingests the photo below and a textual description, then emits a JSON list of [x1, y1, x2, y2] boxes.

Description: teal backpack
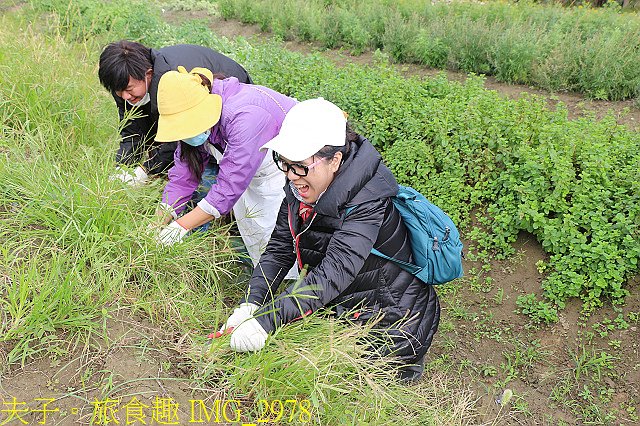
[[346, 185, 464, 285]]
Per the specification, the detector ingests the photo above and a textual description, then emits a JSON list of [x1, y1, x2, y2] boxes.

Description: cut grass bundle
[[195, 313, 476, 425]]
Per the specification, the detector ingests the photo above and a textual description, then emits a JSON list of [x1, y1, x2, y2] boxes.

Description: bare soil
[[0, 314, 213, 426], [437, 234, 640, 425]]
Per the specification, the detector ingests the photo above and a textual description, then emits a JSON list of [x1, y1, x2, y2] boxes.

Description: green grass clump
[[197, 315, 475, 424], [0, 12, 240, 365]]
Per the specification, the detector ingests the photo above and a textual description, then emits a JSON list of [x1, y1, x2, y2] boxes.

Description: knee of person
[[397, 357, 425, 384]]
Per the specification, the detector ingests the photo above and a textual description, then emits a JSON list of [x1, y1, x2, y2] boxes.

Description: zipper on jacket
[[288, 205, 318, 270]]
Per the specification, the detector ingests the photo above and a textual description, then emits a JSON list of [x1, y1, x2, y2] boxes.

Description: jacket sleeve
[[197, 106, 275, 216], [114, 95, 153, 166], [244, 199, 296, 306], [161, 144, 207, 216], [143, 141, 177, 175], [254, 199, 387, 334]]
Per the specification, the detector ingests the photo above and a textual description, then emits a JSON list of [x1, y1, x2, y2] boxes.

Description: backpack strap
[[370, 248, 423, 275], [343, 204, 422, 276]]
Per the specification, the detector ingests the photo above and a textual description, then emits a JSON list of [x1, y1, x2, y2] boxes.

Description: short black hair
[[98, 40, 153, 93]]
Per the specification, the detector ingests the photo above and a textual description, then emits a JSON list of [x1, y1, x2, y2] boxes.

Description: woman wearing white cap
[[153, 66, 297, 276], [218, 98, 441, 382]]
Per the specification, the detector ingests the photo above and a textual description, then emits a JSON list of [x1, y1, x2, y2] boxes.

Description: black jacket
[[247, 136, 440, 364], [114, 44, 252, 175]]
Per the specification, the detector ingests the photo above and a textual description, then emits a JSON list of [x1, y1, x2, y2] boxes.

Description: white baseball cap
[[262, 98, 347, 161]]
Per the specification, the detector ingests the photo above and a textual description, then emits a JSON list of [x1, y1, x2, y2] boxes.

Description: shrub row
[[217, 0, 640, 101]]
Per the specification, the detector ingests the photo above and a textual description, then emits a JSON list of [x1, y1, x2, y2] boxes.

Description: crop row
[[217, 0, 640, 101]]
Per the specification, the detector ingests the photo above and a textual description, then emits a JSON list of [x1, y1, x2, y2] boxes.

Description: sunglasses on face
[[272, 151, 325, 177]]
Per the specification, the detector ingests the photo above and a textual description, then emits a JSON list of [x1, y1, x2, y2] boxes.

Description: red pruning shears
[[208, 327, 234, 339]]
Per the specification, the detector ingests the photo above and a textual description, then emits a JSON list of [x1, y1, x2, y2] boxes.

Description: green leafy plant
[[516, 294, 559, 324]]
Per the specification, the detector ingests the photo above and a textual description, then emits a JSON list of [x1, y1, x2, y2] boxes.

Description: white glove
[[230, 317, 268, 352], [219, 303, 260, 335], [110, 166, 148, 186], [158, 202, 178, 221], [157, 221, 189, 246]]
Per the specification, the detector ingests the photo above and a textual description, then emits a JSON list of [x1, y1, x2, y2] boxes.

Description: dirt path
[[167, 11, 640, 130]]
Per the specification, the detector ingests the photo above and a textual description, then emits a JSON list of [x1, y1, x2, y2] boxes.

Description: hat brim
[[261, 134, 319, 162], [155, 94, 222, 142]]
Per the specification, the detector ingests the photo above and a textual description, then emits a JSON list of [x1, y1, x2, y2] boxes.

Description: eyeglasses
[[272, 152, 325, 177]]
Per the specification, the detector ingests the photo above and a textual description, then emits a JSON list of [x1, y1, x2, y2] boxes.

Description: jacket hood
[[286, 135, 398, 218], [149, 49, 245, 116], [211, 76, 242, 103]]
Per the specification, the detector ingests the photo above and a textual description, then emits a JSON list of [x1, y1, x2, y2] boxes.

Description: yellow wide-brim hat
[[155, 67, 222, 142]]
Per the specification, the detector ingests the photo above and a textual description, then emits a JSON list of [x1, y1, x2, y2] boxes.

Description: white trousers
[[213, 147, 298, 279]]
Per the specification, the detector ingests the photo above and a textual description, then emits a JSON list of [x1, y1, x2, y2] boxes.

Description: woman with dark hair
[[154, 66, 296, 277], [98, 40, 252, 184], [219, 98, 440, 382]]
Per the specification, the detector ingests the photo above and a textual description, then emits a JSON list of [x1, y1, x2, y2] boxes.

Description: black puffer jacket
[[114, 44, 252, 175], [247, 136, 440, 365]]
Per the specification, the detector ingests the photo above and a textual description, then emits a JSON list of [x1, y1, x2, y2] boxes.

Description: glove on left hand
[[229, 317, 268, 352], [157, 221, 189, 246], [110, 166, 148, 186]]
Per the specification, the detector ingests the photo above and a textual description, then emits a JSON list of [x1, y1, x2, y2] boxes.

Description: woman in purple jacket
[[154, 66, 297, 271]]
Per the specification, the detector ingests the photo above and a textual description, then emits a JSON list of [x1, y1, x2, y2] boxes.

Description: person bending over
[[153, 67, 296, 280], [98, 40, 252, 185], [220, 98, 440, 382]]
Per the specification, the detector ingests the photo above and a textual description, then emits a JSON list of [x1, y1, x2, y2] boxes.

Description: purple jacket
[[162, 77, 297, 217]]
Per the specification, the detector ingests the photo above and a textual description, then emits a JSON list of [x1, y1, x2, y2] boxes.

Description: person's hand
[[155, 203, 176, 226], [229, 317, 268, 352], [157, 221, 189, 246], [110, 166, 148, 186], [216, 303, 259, 337]]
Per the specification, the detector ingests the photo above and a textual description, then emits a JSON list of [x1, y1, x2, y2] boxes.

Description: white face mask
[[126, 91, 150, 107], [126, 77, 151, 107]]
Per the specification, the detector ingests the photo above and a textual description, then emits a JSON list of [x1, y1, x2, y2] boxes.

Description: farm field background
[[0, 0, 639, 425], [216, 0, 640, 101]]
